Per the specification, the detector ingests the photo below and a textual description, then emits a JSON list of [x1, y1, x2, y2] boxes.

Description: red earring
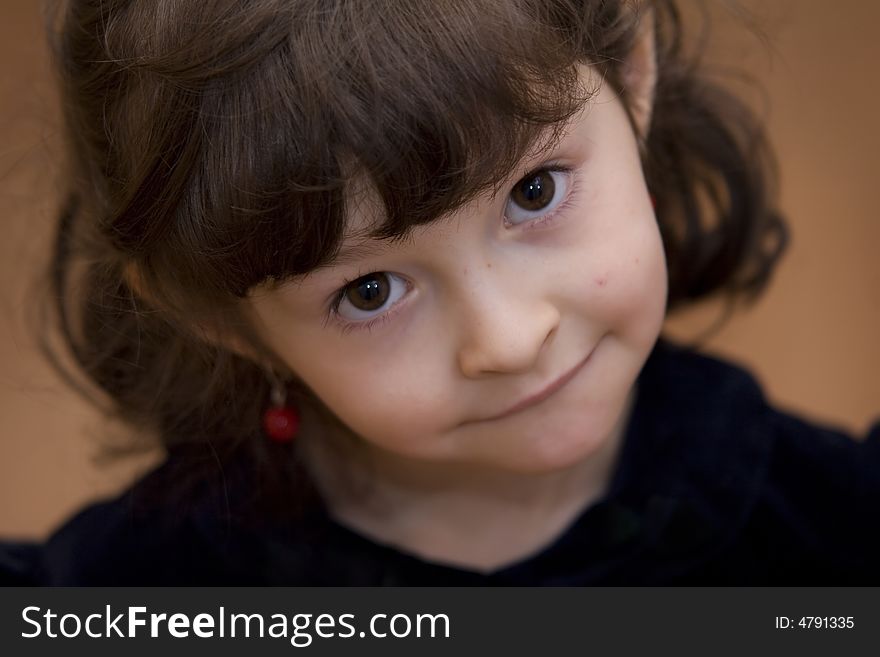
[[262, 376, 299, 443]]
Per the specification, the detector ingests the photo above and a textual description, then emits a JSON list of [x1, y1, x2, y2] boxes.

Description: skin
[[245, 36, 667, 569]]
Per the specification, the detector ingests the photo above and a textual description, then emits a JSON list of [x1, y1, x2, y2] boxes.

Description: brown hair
[[41, 0, 786, 500]]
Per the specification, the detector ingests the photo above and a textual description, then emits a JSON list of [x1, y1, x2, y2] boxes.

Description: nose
[[456, 284, 560, 379]]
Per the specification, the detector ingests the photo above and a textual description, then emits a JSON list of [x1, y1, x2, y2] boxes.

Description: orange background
[[2, 0, 878, 538]]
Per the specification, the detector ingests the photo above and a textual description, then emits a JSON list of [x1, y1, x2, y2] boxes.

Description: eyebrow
[[324, 239, 392, 268], [316, 226, 421, 271]]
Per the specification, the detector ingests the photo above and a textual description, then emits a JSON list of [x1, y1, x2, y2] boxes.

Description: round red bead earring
[[262, 377, 299, 443]]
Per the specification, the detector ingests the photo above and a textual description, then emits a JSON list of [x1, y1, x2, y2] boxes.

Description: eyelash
[[326, 164, 580, 334]]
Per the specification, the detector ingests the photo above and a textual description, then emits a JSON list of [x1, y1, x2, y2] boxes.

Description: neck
[[300, 391, 633, 572]]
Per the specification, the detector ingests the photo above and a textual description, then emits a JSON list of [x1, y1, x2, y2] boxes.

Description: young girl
[[2, 0, 878, 585]]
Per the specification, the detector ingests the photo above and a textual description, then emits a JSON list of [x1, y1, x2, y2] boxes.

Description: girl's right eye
[[333, 272, 408, 322]]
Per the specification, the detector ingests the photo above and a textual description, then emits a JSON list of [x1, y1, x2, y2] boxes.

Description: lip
[[481, 348, 594, 423]]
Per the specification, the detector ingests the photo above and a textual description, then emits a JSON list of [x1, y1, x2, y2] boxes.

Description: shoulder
[[638, 339, 880, 582], [0, 486, 189, 586], [642, 338, 879, 460], [31, 460, 250, 585], [4, 453, 339, 585], [653, 340, 880, 504], [747, 402, 880, 580]]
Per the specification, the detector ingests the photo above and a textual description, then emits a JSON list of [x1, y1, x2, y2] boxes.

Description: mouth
[[479, 348, 594, 423]]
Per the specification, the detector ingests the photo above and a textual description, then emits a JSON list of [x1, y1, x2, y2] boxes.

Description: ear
[[621, 7, 658, 139]]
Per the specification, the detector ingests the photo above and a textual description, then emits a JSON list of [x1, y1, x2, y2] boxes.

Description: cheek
[[573, 211, 668, 337], [287, 336, 454, 453]]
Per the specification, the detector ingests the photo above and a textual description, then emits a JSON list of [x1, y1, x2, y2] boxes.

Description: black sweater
[[3, 340, 879, 585]]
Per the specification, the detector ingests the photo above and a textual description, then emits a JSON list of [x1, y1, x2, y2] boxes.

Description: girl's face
[[247, 72, 667, 475]]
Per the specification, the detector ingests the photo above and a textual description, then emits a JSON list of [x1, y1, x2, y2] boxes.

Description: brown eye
[[511, 170, 556, 212], [505, 168, 570, 226], [345, 273, 390, 311], [335, 271, 408, 324]]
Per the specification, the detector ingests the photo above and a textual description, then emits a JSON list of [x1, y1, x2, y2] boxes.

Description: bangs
[[98, 0, 595, 301], [317, 1, 594, 240]]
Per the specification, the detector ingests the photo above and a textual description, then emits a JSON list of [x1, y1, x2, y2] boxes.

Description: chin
[[493, 410, 620, 475]]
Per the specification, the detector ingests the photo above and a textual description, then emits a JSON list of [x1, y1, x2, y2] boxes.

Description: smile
[[481, 348, 594, 423]]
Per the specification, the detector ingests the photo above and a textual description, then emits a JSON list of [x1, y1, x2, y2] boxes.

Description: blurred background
[[1, 0, 878, 538]]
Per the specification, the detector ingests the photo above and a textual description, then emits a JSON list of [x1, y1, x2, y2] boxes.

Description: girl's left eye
[[333, 272, 408, 323], [504, 168, 571, 226]]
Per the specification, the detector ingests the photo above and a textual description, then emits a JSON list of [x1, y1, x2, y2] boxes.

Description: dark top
[[3, 340, 879, 585]]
